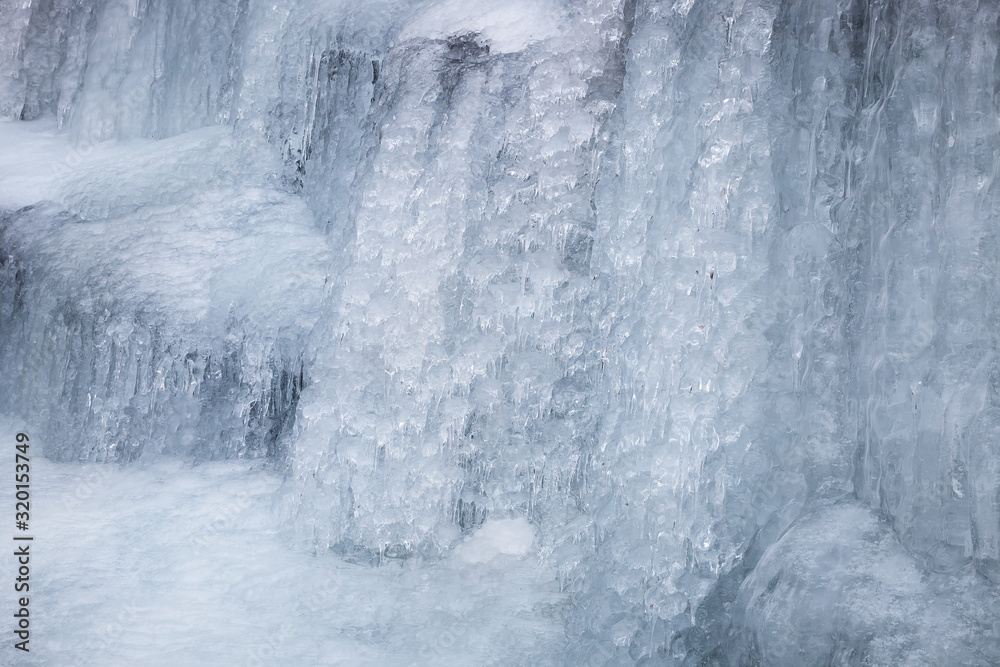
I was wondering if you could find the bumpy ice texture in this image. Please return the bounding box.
[0,0,998,664]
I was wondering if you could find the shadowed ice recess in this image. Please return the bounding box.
[0,0,998,664]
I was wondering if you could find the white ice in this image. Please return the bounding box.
[2,0,1000,663]
[0,419,568,666]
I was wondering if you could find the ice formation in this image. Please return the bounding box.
[0,0,998,664]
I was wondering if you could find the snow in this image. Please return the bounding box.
[458,518,536,564]
[0,420,567,666]
[399,0,564,53]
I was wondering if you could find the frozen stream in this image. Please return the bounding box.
[0,420,568,666]
[0,119,568,665]
[3,0,1000,663]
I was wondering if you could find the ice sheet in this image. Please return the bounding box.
[0,419,568,666]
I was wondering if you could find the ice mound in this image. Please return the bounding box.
[458,517,536,563]
[734,502,1000,666]
[0,120,331,461]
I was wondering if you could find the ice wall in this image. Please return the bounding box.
[847,0,1000,583]
[1,0,999,663]
[567,0,858,660]
[284,0,625,559]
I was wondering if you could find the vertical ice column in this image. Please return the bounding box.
[7,0,244,140]
[288,38,497,556]
[0,0,33,118]
[574,0,783,659]
[273,44,376,236]
[438,2,621,533]
[757,0,859,509]
[12,0,98,124]
[850,0,1000,580]
[68,0,245,142]
[285,1,625,556]
[570,0,863,659]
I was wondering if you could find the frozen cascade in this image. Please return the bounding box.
[0,120,329,462]
[0,0,998,664]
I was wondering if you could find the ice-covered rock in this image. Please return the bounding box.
[733,502,1000,666]
[0,119,330,461]
[1,0,999,663]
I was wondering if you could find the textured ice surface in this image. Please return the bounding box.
[0,119,330,461]
[400,0,565,53]
[733,502,1000,665]
[0,0,999,664]
[0,421,567,666]
[846,0,1000,585]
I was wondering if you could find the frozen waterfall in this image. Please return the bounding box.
[0,0,998,664]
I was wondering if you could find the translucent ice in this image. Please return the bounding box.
[0,119,331,461]
[1,0,999,664]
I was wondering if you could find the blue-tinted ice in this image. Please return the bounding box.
[0,0,998,664]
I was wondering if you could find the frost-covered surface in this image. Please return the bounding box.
[0,421,567,666]
[0,0,999,664]
[733,502,1000,665]
[0,119,330,461]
